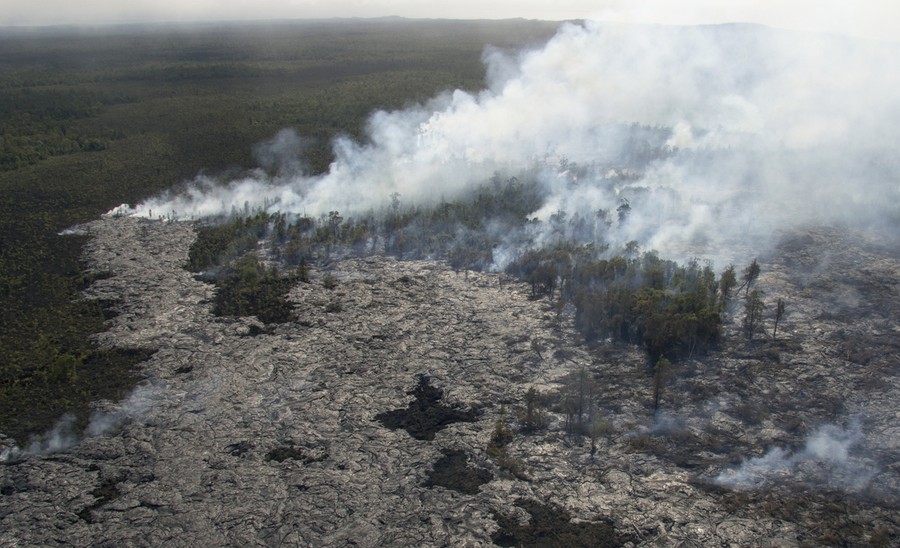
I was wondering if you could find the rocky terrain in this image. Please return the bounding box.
[1,216,898,546]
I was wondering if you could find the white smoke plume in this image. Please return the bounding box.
[252,128,311,177]
[714,420,878,492]
[120,21,900,263]
[0,382,164,462]
[83,380,164,437]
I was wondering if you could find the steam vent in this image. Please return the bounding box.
[1,216,897,546]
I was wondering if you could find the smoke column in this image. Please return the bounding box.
[123,21,900,263]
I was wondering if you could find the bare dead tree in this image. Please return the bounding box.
[773,298,786,340]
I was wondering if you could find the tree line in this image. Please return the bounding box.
[185,175,783,367]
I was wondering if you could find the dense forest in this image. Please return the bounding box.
[0,19,563,443]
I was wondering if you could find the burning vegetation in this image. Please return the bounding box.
[181,174,761,371]
[2,17,899,548]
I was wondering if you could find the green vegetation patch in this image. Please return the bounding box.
[0,88,127,171]
[187,215,305,324]
[186,212,273,272]
[205,254,300,325]
[0,347,153,445]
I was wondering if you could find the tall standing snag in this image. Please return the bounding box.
[773,298,786,340]
[652,357,672,415]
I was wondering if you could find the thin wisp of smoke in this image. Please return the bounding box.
[118,21,900,264]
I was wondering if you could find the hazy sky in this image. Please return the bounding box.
[1,0,897,42]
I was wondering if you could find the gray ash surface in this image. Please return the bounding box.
[1,217,898,546]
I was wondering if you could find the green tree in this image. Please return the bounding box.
[520,387,547,433]
[741,259,761,297]
[527,263,556,299]
[743,289,765,341]
[719,264,737,309]
[559,367,596,436]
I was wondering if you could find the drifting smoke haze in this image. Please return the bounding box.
[714,420,880,492]
[123,21,900,264]
[0,382,164,462]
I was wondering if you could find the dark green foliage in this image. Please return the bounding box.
[209,254,298,324]
[743,289,766,341]
[528,261,558,299]
[184,170,547,276]
[740,258,761,297]
[487,412,514,457]
[568,255,722,361]
[719,264,737,307]
[187,174,729,365]
[0,88,124,171]
[588,415,613,458]
[556,367,599,436]
[382,176,545,266]
[180,162,727,367]
[0,20,736,444]
[0,345,153,445]
[486,409,529,480]
[186,213,274,272]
